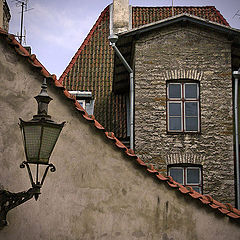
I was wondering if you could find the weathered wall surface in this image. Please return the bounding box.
[134,23,234,204]
[0,36,240,239]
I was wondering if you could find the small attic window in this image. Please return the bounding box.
[69,91,95,115]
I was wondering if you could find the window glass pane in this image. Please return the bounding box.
[185,102,198,116]
[169,117,182,131]
[185,83,198,99]
[185,117,198,131]
[187,168,200,184]
[169,168,183,184]
[169,84,181,99]
[191,186,201,193]
[169,103,181,116]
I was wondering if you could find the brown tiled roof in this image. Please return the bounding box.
[59,6,127,139]
[132,6,229,28]
[58,6,229,139]
[1,27,240,222]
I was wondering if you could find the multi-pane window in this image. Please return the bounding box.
[167,82,200,132]
[168,165,202,193]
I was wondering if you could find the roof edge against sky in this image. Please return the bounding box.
[118,13,240,38]
[1,26,240,222]
[58,5,110,84]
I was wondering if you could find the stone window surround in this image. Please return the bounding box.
[162,69,204,82]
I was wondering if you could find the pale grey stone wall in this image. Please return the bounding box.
[134,23,234,204]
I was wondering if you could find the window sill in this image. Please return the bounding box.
[167,131,201,135]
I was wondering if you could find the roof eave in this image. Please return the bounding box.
[118,14,240,40]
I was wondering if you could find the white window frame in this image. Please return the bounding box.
[168,165,202,193]
[184,101,199,132]
[77,100,86,109]
[167,101,183,132]
[167,81,200,133]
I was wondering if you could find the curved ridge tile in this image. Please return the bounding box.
[189,191,202,199]
[227,212,240,219]
[94,120,105,130]
[218,208,230,215]
[83,114,94,121]
[63,89,75,100]
[115,139,128,150]
[136,157,147,166]
[178,185,191,194]
[156,173,168,181]
[125,148,137,158]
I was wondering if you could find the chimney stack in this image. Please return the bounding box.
[113,0,129,34]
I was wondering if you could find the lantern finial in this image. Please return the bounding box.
[34,78,53,120]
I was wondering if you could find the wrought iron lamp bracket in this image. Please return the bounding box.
[0,187,37,229]
[0,161,56,230]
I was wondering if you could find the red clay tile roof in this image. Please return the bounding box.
[58,5,229,139]
[1,26,240,222]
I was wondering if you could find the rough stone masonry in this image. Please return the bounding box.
[134,23,234,204]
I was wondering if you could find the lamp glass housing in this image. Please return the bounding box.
[20,119,64,165]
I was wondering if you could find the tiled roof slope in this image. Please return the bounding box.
[59,6,229,139]
[60,6,127,139]
[1,27,240,222]
[132,6,229,28]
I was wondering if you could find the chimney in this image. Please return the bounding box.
[113,0,130,34]
[0,0,11,32]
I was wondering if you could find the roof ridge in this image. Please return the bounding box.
[133,6,217,8]
[214,7,230,26]
[58,5,109,83]
[1,25,239,223]
[0,26,63,87]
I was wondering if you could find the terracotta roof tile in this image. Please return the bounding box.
[132,6,229,28]
[1,17,240,222]
[59,5,229,139]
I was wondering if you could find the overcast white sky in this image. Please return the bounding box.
[7,0,240,78]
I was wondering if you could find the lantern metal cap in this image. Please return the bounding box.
[33,78,53,121]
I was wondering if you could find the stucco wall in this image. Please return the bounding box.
[133,23,234,204]
[0,35,240,239]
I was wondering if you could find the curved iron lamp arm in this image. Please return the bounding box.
[0,187,39,229]
[0,162,56,230]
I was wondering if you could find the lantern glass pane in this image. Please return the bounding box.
[24,125,41,161]
[39,126,62,163]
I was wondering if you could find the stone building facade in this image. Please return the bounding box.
[116,19,237,204]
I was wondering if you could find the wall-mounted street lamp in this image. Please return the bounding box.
[0,78,65,229]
